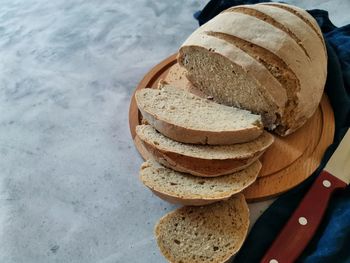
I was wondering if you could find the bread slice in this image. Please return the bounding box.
[136,124,274,177]
[155,193,249,263]
[140,159,261,206]
[135,85,263,145]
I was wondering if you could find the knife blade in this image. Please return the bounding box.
[261,129,350,263]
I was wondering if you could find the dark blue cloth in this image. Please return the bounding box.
[194,2,350,262]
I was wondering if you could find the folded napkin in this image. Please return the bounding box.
[194,2,350,262]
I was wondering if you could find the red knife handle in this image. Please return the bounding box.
[261,170,347,263]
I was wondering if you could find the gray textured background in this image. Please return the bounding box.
[0,0,349,262]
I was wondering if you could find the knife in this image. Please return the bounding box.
[261,129,350,263]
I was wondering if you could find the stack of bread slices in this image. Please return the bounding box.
[135,84,274,262]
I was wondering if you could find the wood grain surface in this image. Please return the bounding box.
[128,54,335,202]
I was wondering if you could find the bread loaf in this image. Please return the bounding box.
[178,3,327,135]
[155,193,249,263]
[136,124,274,177]
[140,159,261,206]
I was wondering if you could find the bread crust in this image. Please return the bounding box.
[262,2,326,50]
[151,190,227,206]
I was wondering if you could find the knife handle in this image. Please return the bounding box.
[261,170,347,263]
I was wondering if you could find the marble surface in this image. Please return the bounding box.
[0,0,349,262]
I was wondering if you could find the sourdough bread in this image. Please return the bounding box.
[136,124,274,177]
[135,85,263,145]
[178,3,327,135]
[140,159,261,206]
[155,193,249,263]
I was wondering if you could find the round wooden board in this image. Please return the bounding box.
[129,54,335,202]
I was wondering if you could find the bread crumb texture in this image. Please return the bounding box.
[136,86,262,131]
[155,194,249,263]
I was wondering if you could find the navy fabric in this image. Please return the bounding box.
[194,0,268,25]
[194,2,350,262]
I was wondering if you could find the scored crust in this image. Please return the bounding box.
[178,3,327,135]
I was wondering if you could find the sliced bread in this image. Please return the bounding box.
[155,193,249,263]
[136,124,274,177]
[135,85,263,145]
[140,159,261,206]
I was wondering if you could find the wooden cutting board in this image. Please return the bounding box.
[129,54,334,202]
